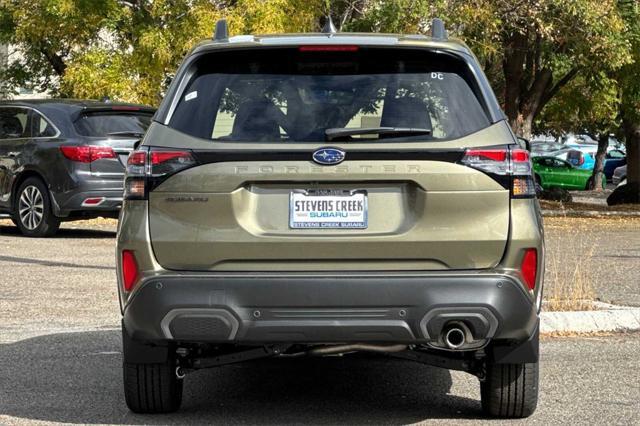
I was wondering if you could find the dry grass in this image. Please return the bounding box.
[544,219,599,312]
[540,199,640,213]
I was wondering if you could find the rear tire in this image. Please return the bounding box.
[123,360,183,413]
[480,361,539,418]
[14,177,60,237]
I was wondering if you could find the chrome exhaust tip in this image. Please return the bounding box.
[443,326,466,350]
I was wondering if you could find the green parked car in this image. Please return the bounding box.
[533,156,605,190]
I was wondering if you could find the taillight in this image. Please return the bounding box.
[60,145,116,163]
[121,250,139,292]
[520,248,538,291]
[124,148,196,200]
[150,150,196,176]
[461,149,509,174]
[461,147,535,198]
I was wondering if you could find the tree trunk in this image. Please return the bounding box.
[608,118,640,205]
[625,121,640,183]
[508,113,534,140]
[624,118,640,190]
[39,47,66,76]
[590,134,608,191]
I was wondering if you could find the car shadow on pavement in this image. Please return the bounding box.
[0,330,484,425]
[0,224,116,239]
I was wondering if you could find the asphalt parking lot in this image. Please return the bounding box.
[1,331,638,425]
[1,218,639,425]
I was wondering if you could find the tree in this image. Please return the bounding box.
[343,0,632,139]
[450,0,632,139]
[608,0,640,204]
[0,0,323,104]
[537,73,620,190]
[0,0,121,97]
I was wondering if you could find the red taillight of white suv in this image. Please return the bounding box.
[460,147,535,198]
[124,148,197,200]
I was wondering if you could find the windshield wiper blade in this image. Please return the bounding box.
[107,131,145,138]
[325,127,432,141]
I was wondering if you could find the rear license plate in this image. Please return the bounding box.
[289,190,368,229]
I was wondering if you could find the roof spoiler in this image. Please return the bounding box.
[431,18,448,40]
[213,19,229,41]
[70,105,156,123]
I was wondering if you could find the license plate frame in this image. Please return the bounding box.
[289,189,368,229]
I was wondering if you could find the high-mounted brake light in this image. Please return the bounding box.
[299,45,359,52]
[124,149,197,200]
[461,147,535,198]
[110,105,141,111]
[60,145,116,163]
[521,248,538,291]
[121,250,139,292]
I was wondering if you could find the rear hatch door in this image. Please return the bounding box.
[73,106,154,179]
[146,46,512,272]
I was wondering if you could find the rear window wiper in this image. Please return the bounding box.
[325,127,432,141]
[106,131,146,138]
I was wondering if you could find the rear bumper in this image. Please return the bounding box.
[123,272,538,346]
[52,183,123,216]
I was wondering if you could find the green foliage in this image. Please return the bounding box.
[0,0,324,104]
[0,0,120,95]
[537,73,621,138]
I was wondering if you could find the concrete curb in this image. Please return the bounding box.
[542,209,640,217]
[540,307,640,333]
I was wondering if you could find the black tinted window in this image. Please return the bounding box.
[31,111,58,137]
[75,112,153,137]
[169,48,490,142]
[0,107,29,139]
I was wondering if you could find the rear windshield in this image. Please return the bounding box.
[168,47,491,142]
[75,112,153,137]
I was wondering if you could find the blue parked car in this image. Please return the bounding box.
[547,148,595,170]
[604,149,626,181]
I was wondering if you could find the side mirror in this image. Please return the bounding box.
[516,136,531,152]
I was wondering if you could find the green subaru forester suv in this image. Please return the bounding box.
[117,19,544,418]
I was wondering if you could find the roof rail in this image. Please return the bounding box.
[321,16,337,34]
[431,18,447,40]
[213,19,229,41]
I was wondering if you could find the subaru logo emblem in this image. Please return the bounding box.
[312,148,345,165]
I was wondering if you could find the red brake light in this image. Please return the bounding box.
[124,149,196,200]
[121,250,139,292]
[60,145,116,163]
[127,151,147,166]
[150,150,193,165]
[511,149,529,162]
[464,149,507,162]
[299,45,359,52]
[110,105,141,111]
[521,249,537,291]
[461,147,535,198]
